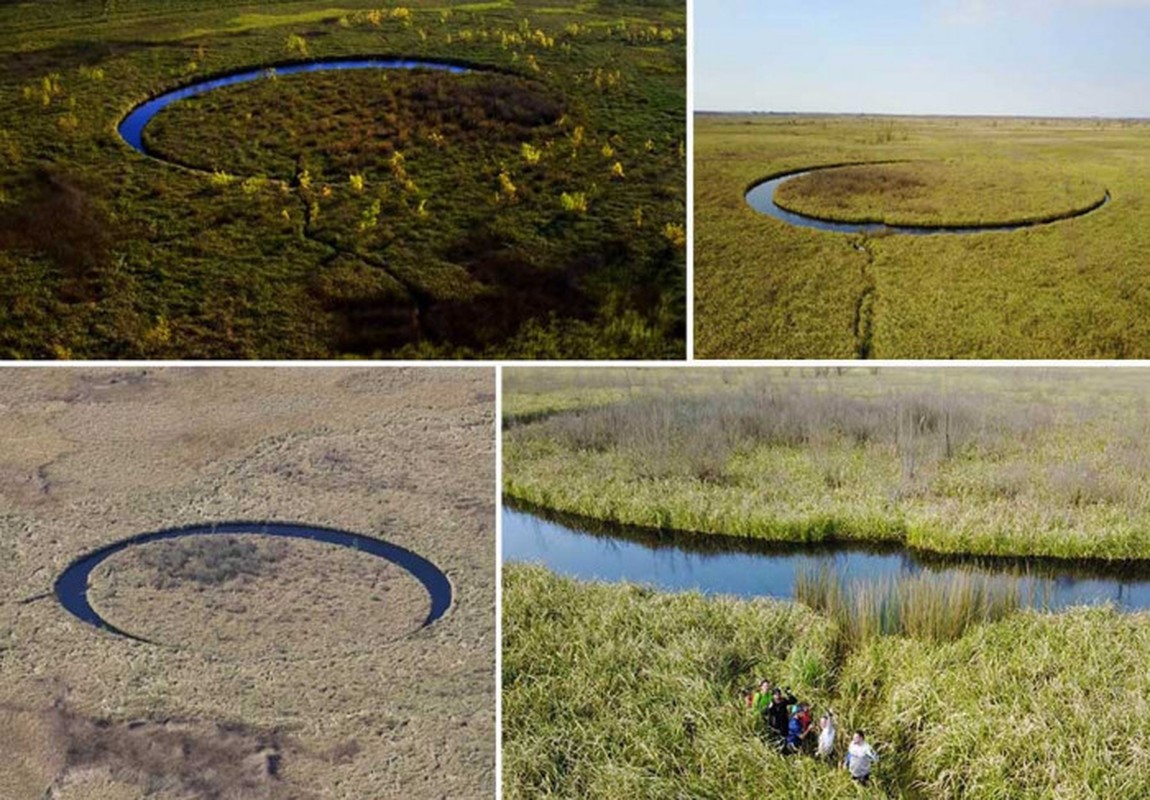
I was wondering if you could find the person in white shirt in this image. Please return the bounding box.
[843,729,878,785]
[816,711,836,760]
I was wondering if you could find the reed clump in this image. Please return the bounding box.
[795,567,1025,646]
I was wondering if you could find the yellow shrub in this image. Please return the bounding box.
[285,34,308,58]
[560,192,589,214]
[663,222,686,249]
[499,170,517,199]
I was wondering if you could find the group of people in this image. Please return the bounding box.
[742,679,879,786]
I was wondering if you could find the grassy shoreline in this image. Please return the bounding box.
[504,565,1150,799]
[505,368,1150,562]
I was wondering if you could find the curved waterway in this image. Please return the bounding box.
[504,505,1150,611]
[745,165,1111,235]
[119,58,474,157]
[54,521,453,643]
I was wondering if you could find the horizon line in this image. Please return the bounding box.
[695,110,1150,122]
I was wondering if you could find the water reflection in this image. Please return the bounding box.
[504,503,1150,611]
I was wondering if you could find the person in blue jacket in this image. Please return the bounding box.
[784,703,813,754]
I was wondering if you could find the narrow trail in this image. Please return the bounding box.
[291,163,426,342]
[18,592,52,605]
[849,236,877,359]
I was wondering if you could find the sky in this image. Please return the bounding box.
[694,0,1150,117]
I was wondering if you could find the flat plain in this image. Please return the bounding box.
[694,114,1150,359]
[0,367,495,799]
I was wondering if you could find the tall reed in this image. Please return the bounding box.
[795,567,1028,646]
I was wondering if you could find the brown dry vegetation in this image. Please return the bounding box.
[90,534,432,656]
[772,160,1104,227]
[1,701,308,800]
[0,367,495,800]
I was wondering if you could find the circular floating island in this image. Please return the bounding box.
[747,161,1110,234]
[54,522,452,651]
[126,59,564,182]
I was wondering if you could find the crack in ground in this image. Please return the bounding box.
[849,236,877,359]
[291,164,426,343]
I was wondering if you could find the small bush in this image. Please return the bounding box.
[559,191,588,214]
[284,33,308,58]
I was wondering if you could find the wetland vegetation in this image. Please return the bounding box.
[1,368,495,799]
[504,564,1150,799]
[503,367,1150,797]
[504,367,1150,561]
[771,160,1106,228]
[694,114,1150,359]
[0,0,685,359]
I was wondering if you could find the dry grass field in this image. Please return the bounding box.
[0,367,495,799]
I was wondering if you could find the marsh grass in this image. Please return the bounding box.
[530,378,1011,487]
[502,565,858,799]
[795,567,1026,646]
[504,368,1150,560]
[773,161,1104,228]
[694,114,1150,358]
[505,566,1150,799]
[0,0,685,359]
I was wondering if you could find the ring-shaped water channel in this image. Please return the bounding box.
[54,521,452,644]
[745,163,1111,235]
[119,57,479,160]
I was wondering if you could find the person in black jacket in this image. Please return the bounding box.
[764,687,796,748]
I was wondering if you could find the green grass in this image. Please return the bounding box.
[504,565,1150,799]
[694,113,1150,358]
[0,0,684,358]
[504,367,1150,561]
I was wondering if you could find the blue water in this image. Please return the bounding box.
[503,506,1150,611]
[119,58,472,156]
[744,167,1111,236]
[54,521,453,643]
